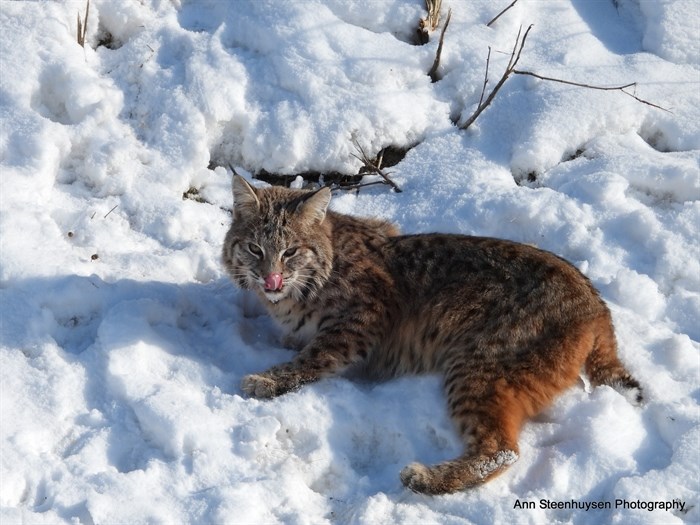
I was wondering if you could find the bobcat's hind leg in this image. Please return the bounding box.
[399,425,520,495]
[400,364,526,495]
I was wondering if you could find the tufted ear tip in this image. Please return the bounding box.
[232,175,260,212]
[298,187,331,224]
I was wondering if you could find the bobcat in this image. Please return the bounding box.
[222,175,643,495]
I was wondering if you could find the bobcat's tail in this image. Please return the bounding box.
[585,316,643,405]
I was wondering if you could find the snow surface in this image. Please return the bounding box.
[1,0,699,524]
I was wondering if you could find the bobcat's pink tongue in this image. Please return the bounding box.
[264,272,284,291]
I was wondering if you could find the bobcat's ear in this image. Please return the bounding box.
[232,175,260,216]
[297,187,331,224]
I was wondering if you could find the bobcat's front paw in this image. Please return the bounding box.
[241,374,278,398]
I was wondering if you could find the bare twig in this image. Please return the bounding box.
[460,25,668,130]
[328,180,389,193]
[428,8,452,83]
[460,24,533,130]
[104,204,118,218]
[375,148,384,170]
[477,46,492,108]
[513,70,635,91]
[508,24,530,70]
[350,138,403,193]
[619,88,670,112]
[460,25,670,130]
[512,70,671,112]
[77,0,90,47]
[487,0,519,28]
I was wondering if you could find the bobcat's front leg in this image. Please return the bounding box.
[241,328,374,398]
[241,373,282,398]
[240,360,325,398]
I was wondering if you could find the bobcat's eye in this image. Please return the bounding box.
[282,247,298,259]
[247,243,263,257]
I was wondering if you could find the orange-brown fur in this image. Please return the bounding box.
[222,176,643,495]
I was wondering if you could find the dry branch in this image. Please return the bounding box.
[460,25,669,130]
[477,46,492,107]
[428,8,452,83]
[513,71,635,91]
[77,0,90,47]
[350,138,403,193]
[459,24,533,130]
[328,180,389,193]
[104,204,118,218]
[487,0,519,28]
[512,70,671,112]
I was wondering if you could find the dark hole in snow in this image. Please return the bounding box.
[227,144,414,189]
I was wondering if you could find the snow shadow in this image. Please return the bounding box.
[570,0,642,55]
[1,274,269,471]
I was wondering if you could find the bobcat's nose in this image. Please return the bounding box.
[264,272,284,291]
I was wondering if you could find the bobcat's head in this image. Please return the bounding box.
[223,176,333,303]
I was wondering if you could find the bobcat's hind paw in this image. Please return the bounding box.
[400,463,433,494]
[241,374,278,398]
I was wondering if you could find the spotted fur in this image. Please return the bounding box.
[222,176,643,495]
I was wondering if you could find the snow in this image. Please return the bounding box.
[1,0,698,523]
